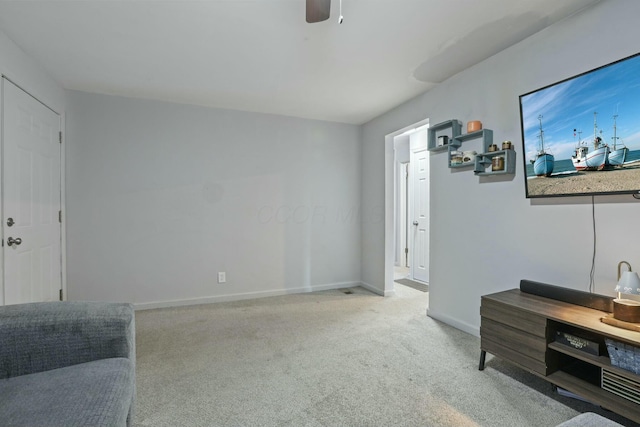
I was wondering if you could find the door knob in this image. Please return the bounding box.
[6,217,14,227]
[413,221,419,226]
[7,237,22,247]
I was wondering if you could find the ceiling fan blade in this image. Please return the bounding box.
[306,0,330,23]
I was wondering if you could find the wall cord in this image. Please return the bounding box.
[589,193,638,291]
[589,195,597,293]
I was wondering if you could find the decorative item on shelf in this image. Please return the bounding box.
[450,151,463,165]
[613,261,640,323]
[601,314,640,331]
[488,144,498,152]
[502,140,512,150]
[462,151,477,164]
[491,156,505,171]
[605,338,640,374]
[467,120,482,133]
[427,119,462,151]
[555,331,600,355]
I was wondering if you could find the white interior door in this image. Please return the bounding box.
[2,78,62,305]
[410,147,429,283]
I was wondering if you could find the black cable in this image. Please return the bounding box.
[589,193,638,290]
[589,195,596,293]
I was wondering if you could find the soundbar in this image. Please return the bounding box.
[520,279,613,312]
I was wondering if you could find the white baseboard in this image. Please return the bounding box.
[426,308,479,337]
[360,281,395,297]
[134,281,365,311]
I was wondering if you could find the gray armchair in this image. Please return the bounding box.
[0,301,136,427]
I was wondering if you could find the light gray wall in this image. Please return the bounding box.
[66,91,362,307]
[362,0,640,334]
[5,0,639,322]
[0,30,66,113]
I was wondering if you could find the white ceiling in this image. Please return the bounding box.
[0,0,601,124]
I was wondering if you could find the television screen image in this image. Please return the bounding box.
[519,52,640,198]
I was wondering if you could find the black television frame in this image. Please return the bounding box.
[519,52,640,199]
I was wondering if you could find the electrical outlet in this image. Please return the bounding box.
[217,272,226,284]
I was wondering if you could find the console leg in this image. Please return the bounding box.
[479,350,486,371]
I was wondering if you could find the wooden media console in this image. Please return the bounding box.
[480,288,640,423]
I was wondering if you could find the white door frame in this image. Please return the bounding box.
[399,162,408,267]
[393,137,410,269]
[0,76,66,305]
[384,118,429,296]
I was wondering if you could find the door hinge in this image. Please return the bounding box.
[59,131,62,144]
[59,289,63,301]
[59,210,62,223]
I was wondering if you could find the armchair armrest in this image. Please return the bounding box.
[0,301,135,379]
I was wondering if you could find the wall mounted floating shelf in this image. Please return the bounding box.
[450,129,493,169]
[427,119,462,152]
[475,149,516,176]
[428,118,515,176]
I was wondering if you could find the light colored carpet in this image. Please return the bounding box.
[134,285,637,427]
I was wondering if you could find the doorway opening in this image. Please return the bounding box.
[384,118,430,299]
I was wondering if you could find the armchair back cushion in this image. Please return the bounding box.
[0,302,135,378]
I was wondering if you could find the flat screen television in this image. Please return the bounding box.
[519,52,640,198]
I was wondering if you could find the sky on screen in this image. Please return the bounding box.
[521,54,640,161]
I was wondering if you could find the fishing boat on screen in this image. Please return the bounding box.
[532,115,554,176]
[608,114,628,167]
[572,112,610,171]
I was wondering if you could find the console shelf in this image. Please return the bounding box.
[548,341,611,367]
[480,289,640,424]
[545,370,640,418]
